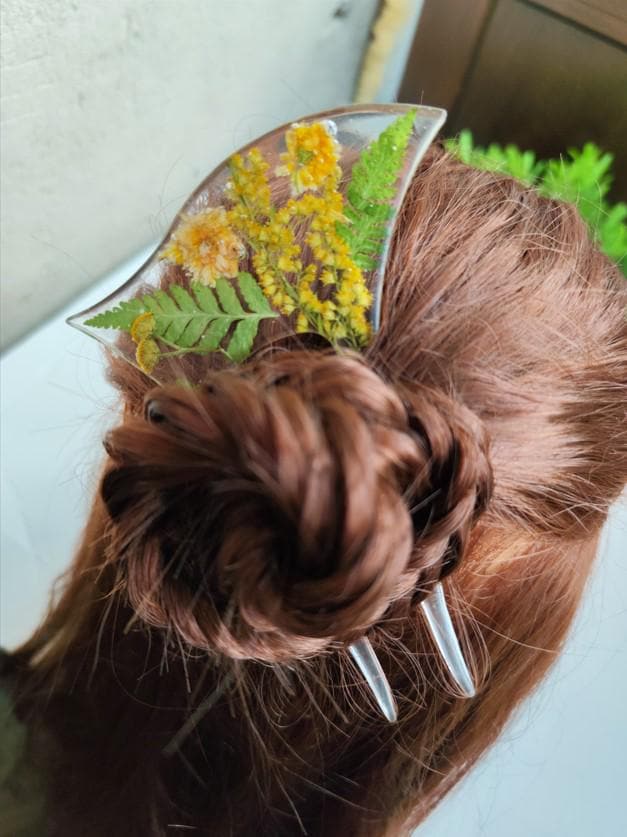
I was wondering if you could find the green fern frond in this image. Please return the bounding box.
[337,109,416,270]
[85,272,278,363]
[445,130,543,184]
[445,131,627,277]
[84,298,146,331]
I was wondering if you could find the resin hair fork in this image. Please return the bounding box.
[68,103,476,721]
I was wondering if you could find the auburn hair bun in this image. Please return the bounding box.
[101,351,492,662]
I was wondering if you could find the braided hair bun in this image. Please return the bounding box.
[102,351,492,662]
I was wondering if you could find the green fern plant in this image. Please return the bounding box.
[446,130,627,276]
[337,109,416,270]
[85,272,278,368]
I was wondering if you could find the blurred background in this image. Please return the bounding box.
[1,2,626,835]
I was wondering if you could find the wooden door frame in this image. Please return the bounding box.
[399,0,627,117]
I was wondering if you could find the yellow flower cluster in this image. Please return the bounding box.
[223,121,373,346]
[295,264,336,333]
[226,148,272,222]
[303,190,372,342]
[272,190,370,343]
[227,150,301,316]
[276,121,342,194]
[130,312,160,374]
[152,122,372,348]
[160,207,244,287]
[252,244,299,316]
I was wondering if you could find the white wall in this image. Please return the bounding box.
[0,0,380,348]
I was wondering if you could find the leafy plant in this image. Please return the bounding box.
[446,130,627,275]
[337,109,416,270]
[85,272,278,370]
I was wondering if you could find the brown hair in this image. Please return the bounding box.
[9,146,627,836]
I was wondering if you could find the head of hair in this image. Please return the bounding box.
[10,145,627,836]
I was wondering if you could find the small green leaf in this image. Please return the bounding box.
[192,283,219,314]
[215,278,244,316]
[196,319,232,352]
[153,290,179,316]
[169,285,197,313]
[142,295,161,315]
[237,272,273,313]
[458,129,474,164]
[226,318,260,362]
[179,315,209,348]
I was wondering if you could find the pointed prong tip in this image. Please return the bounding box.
[348,637,398,724]
[459,679,477,699]
[420,583,476,700]
[383,700,399,723]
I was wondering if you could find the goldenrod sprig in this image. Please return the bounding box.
[226,121,374,346]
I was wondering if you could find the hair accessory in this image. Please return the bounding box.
[68,103,476,721]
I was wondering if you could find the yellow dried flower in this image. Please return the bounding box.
[320,301,337,321]
[161,207,244,286]
[130,312,155,343]
[226,149,272,218]
[135,337,160,374]
[352,285,372,308]
[276,122,341,194]
[225,124,372,347]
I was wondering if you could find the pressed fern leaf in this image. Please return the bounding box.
[85,272,278,362]
[337,109,416,270]
[84,298,146,331]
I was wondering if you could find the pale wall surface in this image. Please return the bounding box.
[0,0,379,348]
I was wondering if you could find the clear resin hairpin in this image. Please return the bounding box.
[68,103,475,721]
